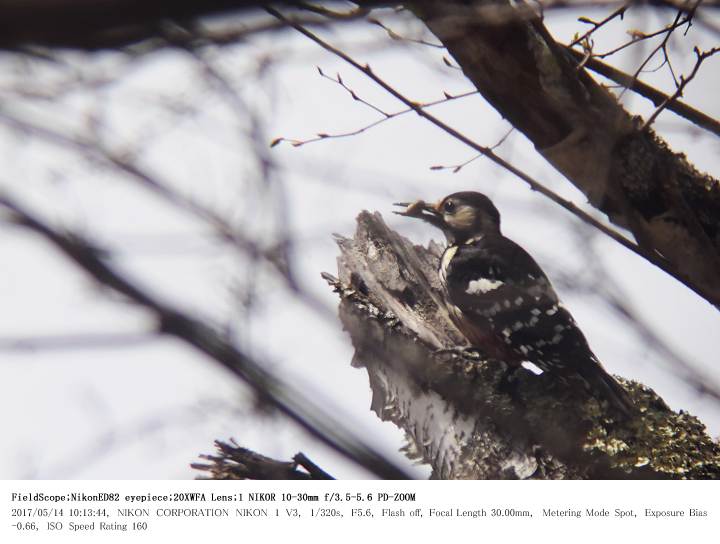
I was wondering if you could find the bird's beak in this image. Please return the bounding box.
[393,199,444,229]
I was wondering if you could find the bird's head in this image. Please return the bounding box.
[394,191,501,245]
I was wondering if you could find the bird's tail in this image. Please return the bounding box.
[581,364,635,418]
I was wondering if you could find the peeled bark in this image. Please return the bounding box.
[326,211,720,479]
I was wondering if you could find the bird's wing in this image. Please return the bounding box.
[445,236,634,416]
[445,235,559,316]
[445,236,591,367]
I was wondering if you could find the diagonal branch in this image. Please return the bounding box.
[565,48,720,137]
[641,46,720,131]
[273,79,478,147]
[0,192,411,480]
[266,6,719,308]
[384,0,720,308]
[569,2,630,47]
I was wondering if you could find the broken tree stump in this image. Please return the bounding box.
[325,211,720,479]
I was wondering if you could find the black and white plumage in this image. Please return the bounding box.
[395,191,634,416]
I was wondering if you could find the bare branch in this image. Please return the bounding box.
[0,332,158,352]
[368,16,445,48]
[0,0,718,50]
[400,0,720,308]
[429,127,515,173]
[193,440,334,479]
[274,83,478,147]
[641,46,720,131]
[611,7,700,102]
[565,48,720,137]
[0,192,411,480]
[0,107,343,325]
[592,8,694,60]
[267,6,719,307]
[318,67,391,117]
[569,2,630,47]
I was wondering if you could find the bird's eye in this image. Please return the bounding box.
[443,200,455,213]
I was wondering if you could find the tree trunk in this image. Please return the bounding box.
[403,0,720,306]
[2,1,717,304]
[326,211,720,479]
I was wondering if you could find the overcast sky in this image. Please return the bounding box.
[1,5,719,479]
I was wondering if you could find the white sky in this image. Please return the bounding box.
[1,5,719,479]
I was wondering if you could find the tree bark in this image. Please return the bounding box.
[193,441,334,479]
[403,0,720,306]
[2,1,718,303]
[327,211,720,479]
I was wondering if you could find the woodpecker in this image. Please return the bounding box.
[395,191,634,417]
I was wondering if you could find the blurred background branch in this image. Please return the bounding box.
[0,0,718,479]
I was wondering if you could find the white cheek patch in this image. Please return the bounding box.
[446,205,475,230]
[466,278,504,294]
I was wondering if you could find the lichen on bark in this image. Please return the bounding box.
[326,211,720,479]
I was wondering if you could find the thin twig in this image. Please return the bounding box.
[368,16,445,48]
[613,4,702,102]
[430,127,515,173]
[641,46,720,131]
[0,192,411,480]
[569,2,630,47]
[593,10,691,60]
[0,108,338,324]
[266,7,718,307]
[566,48,720,137]
[273,87,478,147]
[0,109,274,264]
[318,67,390,117]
